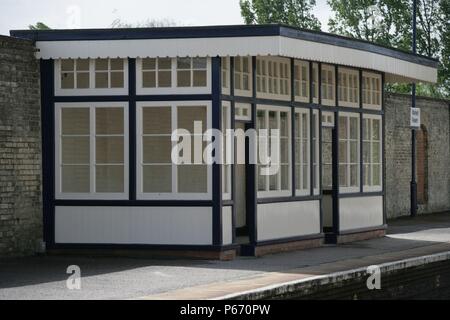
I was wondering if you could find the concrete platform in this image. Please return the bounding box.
[1,212,450,300]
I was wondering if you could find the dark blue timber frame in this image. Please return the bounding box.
[31,26,399,253]
[40,56,235,252]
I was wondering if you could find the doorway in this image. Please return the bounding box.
[234,121,249,244]
[321,112,337,238]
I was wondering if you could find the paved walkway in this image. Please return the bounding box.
[1,213,450,300]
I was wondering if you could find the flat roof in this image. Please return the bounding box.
[10,24,438,68]
[10,24,439,82]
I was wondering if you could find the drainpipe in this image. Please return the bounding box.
[411,0,418,217]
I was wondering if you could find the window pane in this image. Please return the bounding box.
[142,107,171,134]
[61,72,74,89]
[178,165,207,193]
[350,117,358,139]
[258,166,266,191]
[350,165,358,186]
[177,70,191,87]
[76,59,89,71]
[339,117,347,139]
[159,58,172,70]
[110,71,124,88]
[62,165,90,193]
[143,71,156,87]
[193,70,207,87]
[269,172,277,190]
[281,138,289,163]
[143,165,172,193]
[350,141,358,163]
[95,72,108,88]
[143,136,172,163]
[96,136,124,164]
[177,58,191,69]
[76,72,90,89]
[142,58,156,70]
[339,164,347,187]
[373,164,381,186]
[281,165,289,190]
[96,165,124,193]
[110,59,124,70]
[280,112,288,136]
[193,58,207,69]
[61,59,74,71]
[364,164,371,186]
[372,119,381,140]
[177,106,207,133]
[95,59,108,71]
[96,108,124,135]
[158,70,172,87]
[363,141,371,163]
[62,108,89,135]
[62,137,89,164]
[372,141,381,163]
[339,141,347,162]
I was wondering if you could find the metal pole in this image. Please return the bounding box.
[411,0,418,217]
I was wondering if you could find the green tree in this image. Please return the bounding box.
[328,0,449,98]
[28,22,51,30]
[240,0,322,30]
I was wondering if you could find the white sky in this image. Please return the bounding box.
[0,0,332,36]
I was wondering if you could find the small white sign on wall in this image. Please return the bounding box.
[410,107,421,129]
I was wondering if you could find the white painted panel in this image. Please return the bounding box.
[222,206,233,245]
[35,35,437,83]
[55,206,212,245]
[340,196,384,232]
[257,200,320,242]
[35,37,279,60]
[280,37,437,84]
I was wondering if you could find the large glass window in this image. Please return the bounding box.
[338,68,359,107]
[137,102,211,200]
[95,58,125,89]
[339,113,360,192]
[321,64,335,106]
[312,110,320,194]
[312,63,319,104]
[221,57,230,95]
[177,57,207,88]
[295,109,310,195]
[294,60,309,103]
[142,58,172,88]
[257,106,291,197]
[363,72,382,109]
[363,115,382,191]
[57,58,128,95]
[56,103,128,199]
[234,56,252,97]
[222,102,232,200]
[256,57,290,100]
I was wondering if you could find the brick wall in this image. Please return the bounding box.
[385,93,450,219]
[0,35,42,256]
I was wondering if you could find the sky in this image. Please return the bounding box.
[0,0,332,35]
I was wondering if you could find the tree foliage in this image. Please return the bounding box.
[328,0,450,98]
[240,0,321,30]
[111,18,177,28]
[28,22,51,30]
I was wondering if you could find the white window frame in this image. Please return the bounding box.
[256,56,291,101]
[363,114,383,192]
[257,105,292,199]
[294,60,310,103]
[362,72,382,110]
[321,64,336,106]
[221,57,231,95]
[55,102,129,200]
[312,109,320,195]
[136,101,212,200]
[294,108,310,196]
[338,67,360,108]
[235,103,252,121]
[136,57,211,95]
[222,101,232,201]
[55,59,128,96]
[339,112,360,194]
[234,56,253,97]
